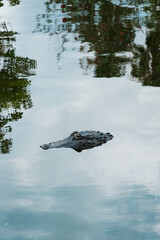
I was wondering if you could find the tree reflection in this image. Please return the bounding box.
[35,0,160,86]
[8,0,21,6]
[0,0,20,7]
[132,29,160,87]
[0,22,36,154]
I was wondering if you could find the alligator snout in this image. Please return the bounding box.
[40,144,50,150]
[107,133,113,139]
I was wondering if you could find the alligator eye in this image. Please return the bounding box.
[72,133,82,140]
[74,133,82,139]
[70,131,78,136]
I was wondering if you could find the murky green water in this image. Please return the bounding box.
[0,0,160,239]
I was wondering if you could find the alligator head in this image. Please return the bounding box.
[40,130,113,152]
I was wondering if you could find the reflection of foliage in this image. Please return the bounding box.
[8,0,21,6]
[0,0,3,7]
[35,0,160,86]
[35,0,136,78]
[0,0,20,7]
[146,30,160,86]
[132,30,160,86]
[0,112,22,154]
[0,22,36,154]
[0,22,17,38]
[95,56,126,78]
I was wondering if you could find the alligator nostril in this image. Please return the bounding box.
[40,144,49,150]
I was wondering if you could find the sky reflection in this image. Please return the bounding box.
[0,184,160,239]
[0,0,160,239]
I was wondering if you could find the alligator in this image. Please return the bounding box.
[40,130,113,152]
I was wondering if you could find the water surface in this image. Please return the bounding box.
[0,0,160,239]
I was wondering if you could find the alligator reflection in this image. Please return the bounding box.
[0,22,36,154]
[35,0,160,86]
